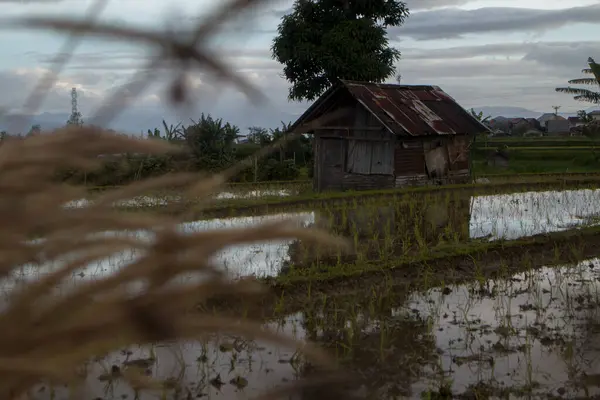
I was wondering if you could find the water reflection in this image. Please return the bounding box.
[470,188,600,240]
[406,257,600,398]
[9,189,600,288]
[29,257,600,399]
[284,194,472,268]
[29,323,310,400]
[28,288,436,399]
[65,189,294,209]
[1,212,314,298]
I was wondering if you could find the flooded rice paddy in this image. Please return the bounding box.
[470,189,600,240]
[65,189,295,208]
[18,188,600,283]
[12,187,600,399]
[27,257,600,399]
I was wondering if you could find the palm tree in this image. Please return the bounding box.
[556,57,600,103]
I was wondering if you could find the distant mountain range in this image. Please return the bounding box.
[0,107,302,135]
[0,111,168,135]
[471,106,599,119]
[2,105,599,134]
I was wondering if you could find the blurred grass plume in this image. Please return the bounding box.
[0,0,349,398]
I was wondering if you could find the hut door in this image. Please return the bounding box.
[318,138,345,191]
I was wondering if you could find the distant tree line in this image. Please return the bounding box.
[0,114,313,186]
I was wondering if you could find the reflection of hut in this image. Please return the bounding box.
[283,194,472,270]
[288,80,490,192]
[331,195,471,241]
[296,295,438,399]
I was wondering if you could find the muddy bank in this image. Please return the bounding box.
[115,177,600,219]
[203,227,600,318]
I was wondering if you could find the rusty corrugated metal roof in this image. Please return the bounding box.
[340,80,489,136]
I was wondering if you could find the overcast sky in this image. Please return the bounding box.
[1,0,599,132]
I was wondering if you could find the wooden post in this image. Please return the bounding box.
[254,156,258,182]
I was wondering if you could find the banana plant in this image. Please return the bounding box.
[556,57,600,103]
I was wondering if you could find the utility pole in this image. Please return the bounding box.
[67,87,83,126]
[552,105,561,115]
[71,88,77,118]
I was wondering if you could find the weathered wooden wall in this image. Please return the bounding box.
[394,139,428,186]
[446,135,471,183]
[311,103,472,192]
[393,135,471,187]
[314,104,396,191]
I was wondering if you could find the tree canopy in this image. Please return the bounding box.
[556,57,600,104]
[271,0,409,102]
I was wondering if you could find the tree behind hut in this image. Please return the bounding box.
[272,0,410,101]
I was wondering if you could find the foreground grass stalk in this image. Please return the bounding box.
[0,129,347,399]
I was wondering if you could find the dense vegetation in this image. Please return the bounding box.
[4,117,600,186]
[0,115,314,186]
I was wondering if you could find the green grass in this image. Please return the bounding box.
[472,160,599,175]
[471,141,600,174]
[476,146,596,151]
[478,136,598,147]
[266,223,600,292]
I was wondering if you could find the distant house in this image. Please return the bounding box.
[588,110,600,121]
[547,118,570,135]
[288,80,490,192]
[488,116,510,134]
[490,117,540,136]
[568,116,584,127]
[537,113,559,127]
[537,113,568,135]
[525,118,542,131]
[508,118,534,135]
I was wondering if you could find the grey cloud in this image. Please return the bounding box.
[393,4,600,40]
[4,35,596,131]
[404,0,471,11]
[392,40,597,111]
[402,42,540,60]
[23,47,150,71]
[402,40,600,73]
[0,0,63,2]
[522,41,600,71]
[399,59,558,81]
[25,47,277,73]
[25,51,146,65]
[0,69,103,124]
[61,71,106,86]
[0,62,302,133]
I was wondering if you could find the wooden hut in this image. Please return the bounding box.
[288,80,490,192]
